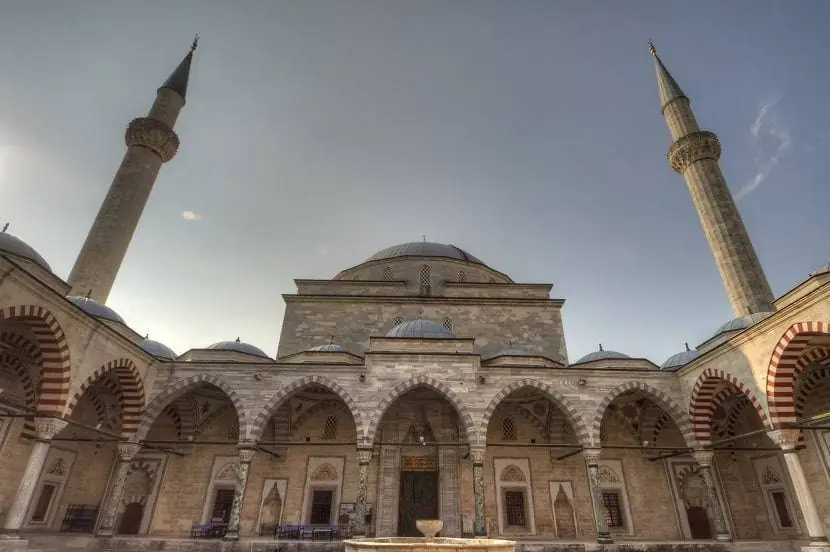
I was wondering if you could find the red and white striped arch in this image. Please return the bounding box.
[64,358,145,437]
[688,368,769,446]
[767,321,830,427]
[0,305,72,416]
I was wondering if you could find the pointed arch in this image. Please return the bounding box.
[134,374,247,442]
[249,375,364,443]
[479,378,590,447]
[0,348,38,438]
[366,375,475,446]
[0,305,71,416]
[688,368,769,446]
[767,321,830,427]
[64,358,145,437]
[591,381,695,449]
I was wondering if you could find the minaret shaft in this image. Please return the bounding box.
[67,51,191,302]
[654,51,774,317]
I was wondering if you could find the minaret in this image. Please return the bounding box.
[67,37,198,302]
[650,42,775,317]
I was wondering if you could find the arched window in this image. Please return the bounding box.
[502,417,517,441]
[457,269,467,283]
[323,415,337,440]
[419,265,431,287]
[382,266,394,281]
[442,318,453,332]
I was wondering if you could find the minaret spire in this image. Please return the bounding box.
[67,39,197,302]
[651,44,774,317]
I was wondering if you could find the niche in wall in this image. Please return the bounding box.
[25,448,75,529]
[752,455,799,535]
[493,458,536,536]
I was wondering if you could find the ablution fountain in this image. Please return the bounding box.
[344,519,515,552]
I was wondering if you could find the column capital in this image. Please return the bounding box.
[357,446,373,465]
[583,447,601,466]
[117,441,141,461]
[33,417,68,441]
[692,449,715,467]
[470,446,486,465]
[768,429,802,451]
[238,447,256,463]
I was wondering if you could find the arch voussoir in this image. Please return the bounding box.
[689,368,769,446]
[592,381,695,449]
[365,375,476,447]
[0,305,72,416]
[248,375,364,444]
[479,378,591,447]
[767,321,830,428]
[135,374,247,442]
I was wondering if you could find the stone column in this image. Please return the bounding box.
[583,448,613,544]
[770,430,829,546]
[471,447,486,537]
[4,418,68,532]
[354,447,373,536]
[692,450,731,541]
[223,447,255,540]
[96,442,141,537]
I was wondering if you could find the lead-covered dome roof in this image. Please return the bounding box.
[309,343,346,352]
[713,312,774,337]
[0,230,51,271]
[386,319,454,339]
[661,344,699,372]
[365,242,486,266]
[573,346,630,364]
[141,338,177,360]
[68,296,126,324]
[207,338,270,359]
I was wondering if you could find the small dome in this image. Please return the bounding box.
[141,338,177,360]
[0,230,51,271]
[364,242,486,266]
[810,262,830,276]
[661,344,699,372]
[386,319,454,339]
[68,296,126,324]
[713,312,774,336]
[207,338,270,359]
[493,348,534,357]
[309,343,346,352]
[574,345,630,364]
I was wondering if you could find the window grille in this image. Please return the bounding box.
[504,491,526,526]
[323,415,338,440]
[601,491,624,528]
[457,269,466,283]
[442,318,452,332]
[382,266,393,281]
[502,417,517,441]
[770,491,794,528]
[419,265,431,287]
[392,316,404,327]
[310,490,334,524]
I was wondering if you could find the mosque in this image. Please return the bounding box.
[0,39,828,552]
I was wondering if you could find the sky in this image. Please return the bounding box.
[1,1,829,363]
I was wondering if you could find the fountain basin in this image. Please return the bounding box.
[344,537,516,552]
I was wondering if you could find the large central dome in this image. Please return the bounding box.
[364,242,486,266]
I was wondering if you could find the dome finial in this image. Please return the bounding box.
[1,223,8,233]
[508,338,513,348]
[747,304,753,314]
[685,342,690,351]
[85,289,92,299]
[422,234,427,243]
[145,333,149,340]
[648,39,657,56]
[329,335,335,344]
[599,343,604,351]
[235,337,241,343]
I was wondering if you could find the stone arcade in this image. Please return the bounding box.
[0,41,829,552]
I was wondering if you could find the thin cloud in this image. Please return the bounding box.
[736,96,792,200]
[182,210,202,221]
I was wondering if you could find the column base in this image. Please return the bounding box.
[223,532,239,541]
[0,535,27,552]
[596,534,613,544]
[801,545,830,552]
[95,530,115,538]
[714,533,732,542]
